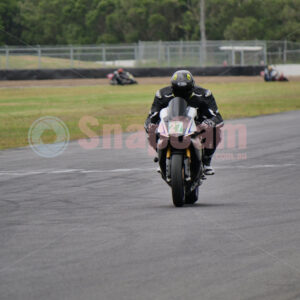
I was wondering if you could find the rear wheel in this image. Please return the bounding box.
[171,154,185,207]
[185,187,199,204]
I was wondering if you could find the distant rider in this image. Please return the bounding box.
[112,68,125,85]
[264,66,279,81]
[111,68,137,85]
[264,65,288,82]
[145,70,224,175]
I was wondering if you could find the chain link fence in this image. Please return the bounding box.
[0,40,299,70]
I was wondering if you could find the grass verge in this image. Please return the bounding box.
[0,55,105,69]
[0,81,299,150]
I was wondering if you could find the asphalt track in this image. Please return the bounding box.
[0,111,300,300]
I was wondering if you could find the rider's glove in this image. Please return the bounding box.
[202,119,215,127]
[146,123,157,134]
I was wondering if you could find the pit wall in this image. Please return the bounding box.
[274,64,300,76]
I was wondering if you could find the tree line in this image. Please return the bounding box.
[0,0,299,46]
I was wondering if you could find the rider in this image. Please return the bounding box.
[111,68,137,85]
[112,68,126,85]
[144,70,224,175]
[264,65,287,82]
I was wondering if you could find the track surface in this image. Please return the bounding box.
[0,111,300,300]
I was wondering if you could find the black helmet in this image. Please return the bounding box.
[171,70,195,98]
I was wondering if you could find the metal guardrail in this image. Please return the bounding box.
[0,41,299,69]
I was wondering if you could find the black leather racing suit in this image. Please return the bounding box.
[112,71,136,85]
[145,85,224,165]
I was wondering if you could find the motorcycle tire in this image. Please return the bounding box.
[171,154,185,207]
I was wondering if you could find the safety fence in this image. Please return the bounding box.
[0,40,299,70]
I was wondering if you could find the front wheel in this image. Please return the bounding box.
[171,154,185,207]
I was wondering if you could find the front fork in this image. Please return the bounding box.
[165,147,171,182]
[162,145,203,193]
[184,148,191,182]
[165,147,192,183]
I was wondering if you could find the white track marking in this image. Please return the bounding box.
[0,168,156,177]
[0,164,297,177]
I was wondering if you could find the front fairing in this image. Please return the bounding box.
[157,97,198,138]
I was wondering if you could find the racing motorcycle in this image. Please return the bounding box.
[149,97,206,207]
[107,71,138,85]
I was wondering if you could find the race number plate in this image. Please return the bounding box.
[168,121,184,134]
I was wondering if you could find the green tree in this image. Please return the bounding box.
[7,0,300,45]
[148,14,168,40]
[224,17,261,40]
[0,0,21,45]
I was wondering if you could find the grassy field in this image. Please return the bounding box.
[0,81,300,150]
[0,55,104,69]
[0,55,225,69]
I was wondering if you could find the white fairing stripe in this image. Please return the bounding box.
[159,107,168,119]
[193,93,202,97]
[208,109,216,116]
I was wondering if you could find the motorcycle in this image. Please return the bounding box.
[148,97,206,207]
[107,71,138,85]
[262,67,289,82]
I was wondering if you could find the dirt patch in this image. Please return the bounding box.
[0,76,299,88]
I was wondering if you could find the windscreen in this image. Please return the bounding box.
[167,97,188,119]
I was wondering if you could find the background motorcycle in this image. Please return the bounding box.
[107,72,138,85]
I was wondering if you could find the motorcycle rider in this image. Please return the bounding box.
[145,70,224,175]
[264,65,279,81]
[264,65,288,82]
[112,68,126,85]
[111,68,137,85]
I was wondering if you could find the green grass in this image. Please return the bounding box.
[0,55,224,69]
[0,81,299,150]
[0,55,105,69]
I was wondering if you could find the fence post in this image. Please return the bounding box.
[263,41,267,65]
[70,45,74,68]
[199,42,202,66]
[102,44,106,65]
[134,43,138,66]
[5,46,9,69]
[278,46,282,63]
[283,40,287,63]
[158,40,162,66]
[241,51,244,66]
[138,40,143,63]
[200,41,207,67]
[37,45,41,68]
[167,43,170,67]
[179,40,183,66]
